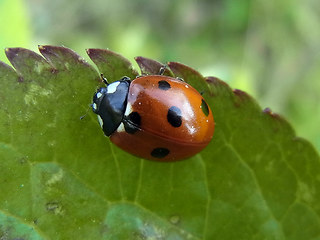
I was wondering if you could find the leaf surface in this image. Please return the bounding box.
[0,46,319,240]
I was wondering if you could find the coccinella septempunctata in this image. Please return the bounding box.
[92,72,214,161]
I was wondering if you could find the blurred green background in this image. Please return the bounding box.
[1,0,319,152]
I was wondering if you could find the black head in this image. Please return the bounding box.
[92,80,130,136]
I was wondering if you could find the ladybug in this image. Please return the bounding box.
[92,73,214,161]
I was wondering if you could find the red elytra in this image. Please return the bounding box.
[92,75,214,161]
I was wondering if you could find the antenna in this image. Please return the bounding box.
[80,105,92,120]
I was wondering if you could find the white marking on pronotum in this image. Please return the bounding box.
[124,103,133,116]
[97,115,103,128]
[96,92,103,99]
[92,103,97,111]
[117,123,125,132]
[107,81,120,94]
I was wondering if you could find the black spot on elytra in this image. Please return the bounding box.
[201,99,209,116]
[128,112,141,126]
[124,122,139,134]
[158,80,171,90]
[167,106,182,127]
[151,148,170,158]
[124,111,141,134]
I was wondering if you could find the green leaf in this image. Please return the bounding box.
[0,46,319,240]
[87,48,138,82]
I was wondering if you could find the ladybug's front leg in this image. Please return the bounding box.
[159,65,185,82]
[100,73,109,85]
[158,65,167,75]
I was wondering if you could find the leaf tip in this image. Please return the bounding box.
[38,45,52,57]
[168,62,201,77]
[263,107,289,124]
[86,48,108,63]
[38,45,55,55]
[38,45,45,50]
[263,107,281,119]
[85,48,91,55]
[135,56,171,75]
[206,76,225,85]
[85,48,92,55]
[5,47,18,60]
[233,89,253,102]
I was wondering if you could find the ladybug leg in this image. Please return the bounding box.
[175,77,185,82]
[100,73,109,85]
[158,65,167,75]
[159,65,186,82]
[135,74,145,78]
[120,76,131,82]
